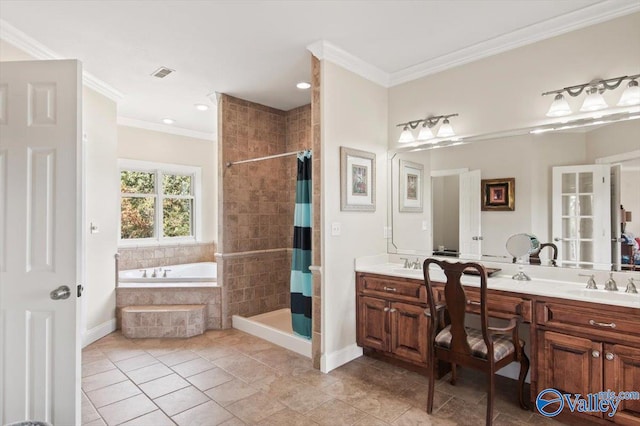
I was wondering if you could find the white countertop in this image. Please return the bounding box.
[356,261,640,309]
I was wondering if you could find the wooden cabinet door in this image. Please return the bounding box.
[389,302,428,364]
[540,331,603,419]
[357,296,388,352]
[604,343,640,425]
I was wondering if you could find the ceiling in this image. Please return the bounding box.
[1,0,637,139]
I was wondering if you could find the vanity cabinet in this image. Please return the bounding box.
[537,300,640,424]
[356,273,430,365]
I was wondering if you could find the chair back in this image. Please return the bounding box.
[529,242,558,266]
[423,258,492,358]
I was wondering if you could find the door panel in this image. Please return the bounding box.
[459,170,481,260]
[0,60,81,425]
[357,296,388,352]
[604,343,640,425]
[390,302,428,364]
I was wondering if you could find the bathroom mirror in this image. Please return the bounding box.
[388,117,640,272]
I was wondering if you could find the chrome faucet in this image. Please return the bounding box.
[604,273,618,291]
[412,258,422,270]
[151,268,162,278]
[400,257,410,269]
[163,269,171,278]
[625,278,638,294]
[140,269,148,278]
[580,274,597,290]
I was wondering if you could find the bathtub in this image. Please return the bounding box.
[118,262,217,288]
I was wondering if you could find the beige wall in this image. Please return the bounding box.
[321,60,388,368]
[621,169,640,236]
[117,125,217,243]
[388,12,640,149]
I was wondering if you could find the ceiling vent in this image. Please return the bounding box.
[151,67,175,78]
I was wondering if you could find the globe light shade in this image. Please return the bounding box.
[580,88,608,112]
[617,80,640,106]
[398,127,415,143]
[546,93,572,117]
[436,119,455,138]
[417,125,435,141]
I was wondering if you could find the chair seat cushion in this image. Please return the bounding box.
[435,325,515,362]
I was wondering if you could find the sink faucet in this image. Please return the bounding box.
[151,268,162,278]
[579,274,597,290]
[139,269,147,278]
[412,258,422,270]
[625,278,637,294]
[400,257,410,269]
[604,273,618,291]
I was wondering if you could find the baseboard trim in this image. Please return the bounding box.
[82,318,116,348]
[321,343,363,373]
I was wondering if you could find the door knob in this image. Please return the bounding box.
[50,285,71,300]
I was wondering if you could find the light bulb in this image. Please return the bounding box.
[417,124,434,141]
[436,118,455,138]
[546,93,572,117]
[617,80,640,106]
[580,87,608,112]
[398,126,415,143]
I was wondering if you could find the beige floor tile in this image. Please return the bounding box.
[353,415,391,426]
[205,379,260,407]
[214,353,278,383]
[398,384,453,412]
[230,335,280,355]
[86,380,141,408]
[83,358,116,378]
[477,393,533,423]
[187,367,234,391]
[83,349,109,365]
[226,391,286,423]
[391,407,456,426]
[120,409,176,426]
[494,412,530,426]
[219,417,246,426]
[84,418,107,426]
[172,400,234,426]
[276,384,333,414]
[82,392,101,424]
[126,362,174,384]
[195,345,241,362]
[103,348,147,363]
[306,399,368,426]
[158,350,201,367]
[97,393,157,426]
[140,373,190,399]
[255,407,319,425]
[434,396,494,425]
[154,386,210,417]
[172,357,216,377]
[82,369,129,392]
[343,388,413,423]
[115,353,159,372]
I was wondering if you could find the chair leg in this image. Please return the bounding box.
[427,353,437,413]
[517,346,531,410]
[450,362,457,385]
[486,372,495,426]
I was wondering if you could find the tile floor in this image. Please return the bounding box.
[82,329,560,425]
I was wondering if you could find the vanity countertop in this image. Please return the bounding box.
[356,262,640,309]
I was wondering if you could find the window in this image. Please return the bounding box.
[119,160,201,245]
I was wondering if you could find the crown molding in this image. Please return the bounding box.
[306,40,390,87]
[0,19,124,102]
[117,116,216,142]
[390,0,640,86]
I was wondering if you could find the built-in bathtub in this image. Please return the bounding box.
[118,262,217,288]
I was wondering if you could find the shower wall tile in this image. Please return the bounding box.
[117,242,216,271]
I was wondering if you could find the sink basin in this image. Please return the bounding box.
[565,288,640,304]
[391,268,423,276]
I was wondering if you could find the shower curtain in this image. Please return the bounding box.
[291,150,312,339]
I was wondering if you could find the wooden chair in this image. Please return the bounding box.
[529,242,558,267]
[423,258,529,425]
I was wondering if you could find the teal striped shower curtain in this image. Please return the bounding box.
[291,150,312,339]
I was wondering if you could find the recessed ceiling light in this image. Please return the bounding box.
[296,82,311,90]
[194,104,209,111]
[162,118,175,125]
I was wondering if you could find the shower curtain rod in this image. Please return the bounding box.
[225,149,311,167]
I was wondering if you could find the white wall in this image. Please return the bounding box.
[117,125,218,243]
[321,61,388,371]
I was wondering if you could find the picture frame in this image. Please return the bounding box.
[340,147,376,211]
[481,177,515,211]
[399,159,423,212]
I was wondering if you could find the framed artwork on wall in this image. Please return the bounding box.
[481,177,515,211]
[340,147,376,211]
[399,160,423,212]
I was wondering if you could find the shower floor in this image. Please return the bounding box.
[232,308,311,358]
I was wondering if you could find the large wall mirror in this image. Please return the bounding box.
[388,117,640,272]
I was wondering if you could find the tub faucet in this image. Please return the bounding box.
[604,273,618,291]
[625,278,638,294]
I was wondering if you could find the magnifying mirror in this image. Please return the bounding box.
[506,233,540,281]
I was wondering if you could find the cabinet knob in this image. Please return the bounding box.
[383,286,397,292]
[606,352,615,361]
[592,350,600,358]
[389,308,397,313]
[383,307,390,312]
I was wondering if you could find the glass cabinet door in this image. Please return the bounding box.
[552,165,611,270]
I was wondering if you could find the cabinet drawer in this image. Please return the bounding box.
[434,287,532,323]
[358,274,425,302]
[537,302,640,340]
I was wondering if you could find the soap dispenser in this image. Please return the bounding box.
[604,273,618,291]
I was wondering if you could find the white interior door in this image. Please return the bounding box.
[552,164,611,270]
[611,165,621,271]
[0,60,82,425]
[459,170,481,260]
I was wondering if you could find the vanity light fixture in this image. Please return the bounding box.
[542,73,640,117]
[396,113,458,143]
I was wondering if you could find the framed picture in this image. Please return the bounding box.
[481,177,515,211]
[340,147,376,211]
[399,160,423,212]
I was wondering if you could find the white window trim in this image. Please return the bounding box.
[118,159,202,247]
